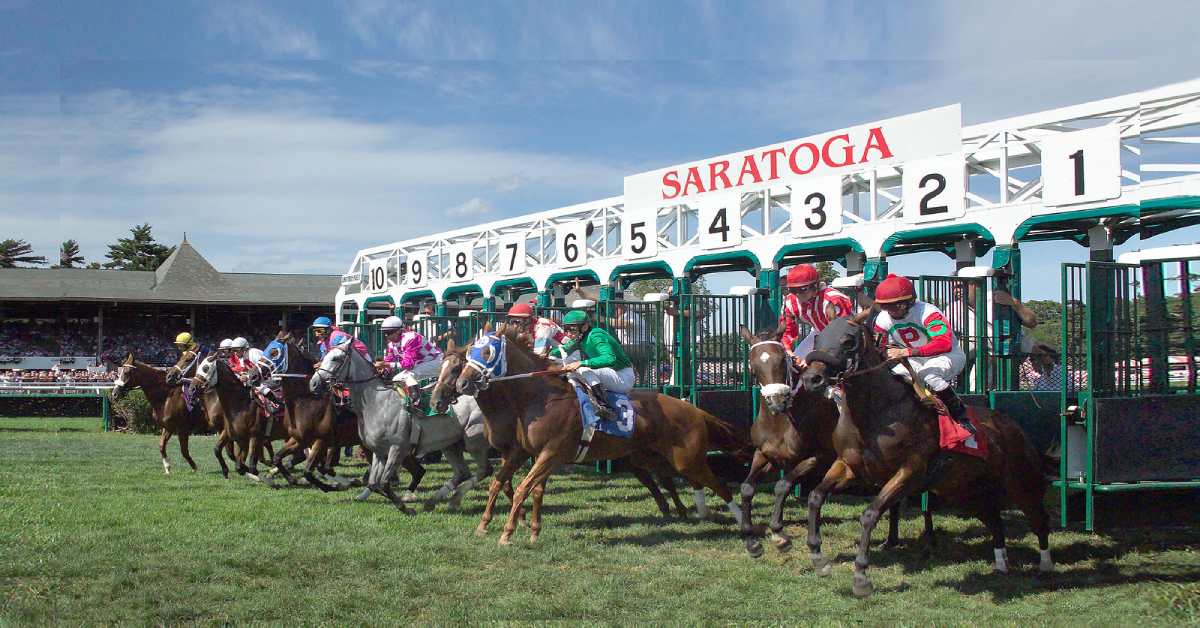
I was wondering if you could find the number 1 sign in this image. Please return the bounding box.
[1041,126,1121,207]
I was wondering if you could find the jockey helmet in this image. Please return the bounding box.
[381,315,405,332]
[174,332,194,346]
[247,348,264,364]
[232,337,249,350]
[562,310,589,326]
[874,274,916,304]
[506,303,534,318]
[219,339,234,349]
[311,316,332,328]
[785,264,820,288]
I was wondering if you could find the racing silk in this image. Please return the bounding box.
[780,286,854,352]
[873,301,956,357]
[383,330,443,371]
[525,317,566,356]
[559,327,633,370]
[318,326,371,359]
[227,353,252,375]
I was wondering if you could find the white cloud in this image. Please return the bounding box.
[343,0,494,59]
[210,63,323,84]
[445,197,493,217]
[204,2,323,59]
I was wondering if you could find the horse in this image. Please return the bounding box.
[431,340,705,533]
[307,340,496,513]
[450,327,752,546]
[799,310,1053,597]
[192,355,286,481]
[165,349,236,477]
[110,353,208,474]
[736,325,913,559]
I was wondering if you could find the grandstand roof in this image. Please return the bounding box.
[0,239,337,306]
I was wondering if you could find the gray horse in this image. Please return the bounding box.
[309,342,491,513]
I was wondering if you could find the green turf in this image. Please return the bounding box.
[1,417,1197,624]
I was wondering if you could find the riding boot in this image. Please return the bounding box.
[588,384,616,422]
[934,387,975,435]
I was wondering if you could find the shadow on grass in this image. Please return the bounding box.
[0,426,89,433]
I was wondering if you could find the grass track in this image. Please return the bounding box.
[1,417,1198,624]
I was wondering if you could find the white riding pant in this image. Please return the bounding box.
[393,355,444,387]
[578,366,636,395]
[890,348,966,392]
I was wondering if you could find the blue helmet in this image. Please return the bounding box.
[311,316,333,328]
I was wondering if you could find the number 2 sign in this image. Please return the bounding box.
[902,153,965,224]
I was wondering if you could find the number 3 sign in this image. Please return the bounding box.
[791,176,843,239]
[903,153,965,224]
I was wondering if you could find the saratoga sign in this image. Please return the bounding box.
[624,104,961,211]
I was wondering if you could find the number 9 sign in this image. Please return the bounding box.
[406,255,428,288]
[790,176,843,239]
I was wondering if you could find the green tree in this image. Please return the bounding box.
[55,239,85,268]
[626,276,710,299]
[815,261,840,284]
[0,239,47,268]
[1023,299,1063,349]
[103,224,174,271]
[86,262,102,269]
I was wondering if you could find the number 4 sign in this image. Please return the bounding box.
[698,194,742,250]
[1040,125,1121,207]
[903,153,965,224]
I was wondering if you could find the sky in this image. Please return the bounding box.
[3,0,1200,300]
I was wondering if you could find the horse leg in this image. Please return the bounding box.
[400,454,425,502]
[373,445,413,514]
[178,431,199,471]
[499,450,562,546]
[233,435,250,476]
[528,479,549,544]
[302,439,339,493]
[921,499,936,559]
[768,456,820,554]
[213,432,231,479]
[1012,489,1054,573]
[158,429,173,474]
[426,445,469,511]
[354,450,373,502]
[477,450,529,536]
[245,433,263,481]
[882,503,902,550]
[851,465,918,598]
[448,443,491,511]
[807,459,855,577]
[269,438,302,487]
[971,499,1009,574]
[738,450,772,558]
[659,474,689,518]
[629,465,672,518]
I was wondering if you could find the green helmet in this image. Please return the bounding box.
[562,310,589,325]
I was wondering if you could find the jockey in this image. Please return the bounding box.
[779,263,854,366]
[375,315,442,405]
[311,316,369,359]
[557,309,635,421]
[503,303,567,359]
[214,338,233,360]
[228,337,252,376]
[173,332,201,356]
[872,274,972,433]
[243,347,283,416]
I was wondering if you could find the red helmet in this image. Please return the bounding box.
[506,303,534,318]
[785,264,819,288]
[874,274,916,304]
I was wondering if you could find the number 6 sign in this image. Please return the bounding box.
[556,221,589,268]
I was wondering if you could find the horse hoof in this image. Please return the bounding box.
[745,540,764,559]
[881,538,899,551]
[498,534,512,546]
[852,574,874,598]
[771,533,792,553]
[812,554,832,576]
[401,491,419,503]
[353,488,371,502]
[529,532,539,544]
[474,526,488,537]
[245,473,261,483]
[423,501,437,513]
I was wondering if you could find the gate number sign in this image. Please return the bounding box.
[406,255,428,288]
[624,209,658,259]
[698,194,742,250]
[556,221,589,268]
[367,259,388,293]
[791,176,843,238]
[1040,125,1121,207]
[449,243,474,282]
[902,153,965,224]
[498,234,526,276]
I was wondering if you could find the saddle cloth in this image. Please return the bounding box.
[570,381,635,439]
[180,380,197,413]
[937,408,988,459]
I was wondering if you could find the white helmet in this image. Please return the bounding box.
[247,348,265,364]
[381,315,405,332]
[232,337,249,349]
[219,339,233,349]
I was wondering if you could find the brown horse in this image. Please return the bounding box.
[191,354,286,481]
[736,326,912,559]
[165,350,237,477]
[110,353,208,474]
[448,328,750,546]
[800,310,1053,597]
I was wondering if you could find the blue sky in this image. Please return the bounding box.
[3,0,1200,300]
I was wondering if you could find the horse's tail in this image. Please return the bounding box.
[698,411,754,462]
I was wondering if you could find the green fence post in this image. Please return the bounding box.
[102,394,110,432]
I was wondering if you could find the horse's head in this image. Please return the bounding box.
[309,339,368,395]
[801,308,878,394]
[165,350,200,385]
[110,353,137,401]
[739,323,793,414]
[191,354,222,392]
[456,333,507,397]
[268,331,313,377]
[431,340,466,413]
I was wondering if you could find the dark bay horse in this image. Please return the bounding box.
[449,329,751,546]
[800,310,1053,597]
[192,355,287,481]
[110,353,208,474]
[736,326,912,559]
[165,350,236,477]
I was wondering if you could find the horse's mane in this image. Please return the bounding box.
[276,330,318,370]
[499,326,549,369]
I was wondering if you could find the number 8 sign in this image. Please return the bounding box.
[449,243,474,282]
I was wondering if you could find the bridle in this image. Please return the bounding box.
[314,343,382,387]
[748,340,803,409]
[460,335,508,393]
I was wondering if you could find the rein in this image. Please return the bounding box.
[317,346,381,386]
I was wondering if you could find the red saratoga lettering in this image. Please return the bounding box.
[682,166,706,196]
[761,147,787,181]
[860,126,894,162]
[788,142,820,176]
[661,171,682,200]
[736,154,762,186]
[822,133,855,168]
[708,160,732,192]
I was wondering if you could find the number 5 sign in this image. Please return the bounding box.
[903,153,965,224]
[1040,125,1121,207]
[623,209,658,260]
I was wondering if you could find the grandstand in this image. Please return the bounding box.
[0,238,337,372]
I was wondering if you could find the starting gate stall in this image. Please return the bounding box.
[331,80,1200,523]
[596,296,670,391]
[412,312,479,351]
[1058,245,1200,530]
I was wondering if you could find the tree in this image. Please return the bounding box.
[626,276,710,299]
[815,261,840,285]
[86,262,102,269]
[0,239,47,268]
[103,224,174,271]
[55,239,85,268]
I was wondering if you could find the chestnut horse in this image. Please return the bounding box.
[110,353,208,474]
[800,310,1053,597]
[449,329,751,546]
[165,350,236,477]
[736,326,913,559]
[192,354,286,481]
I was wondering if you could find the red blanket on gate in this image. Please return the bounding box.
[937,408,988,459]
